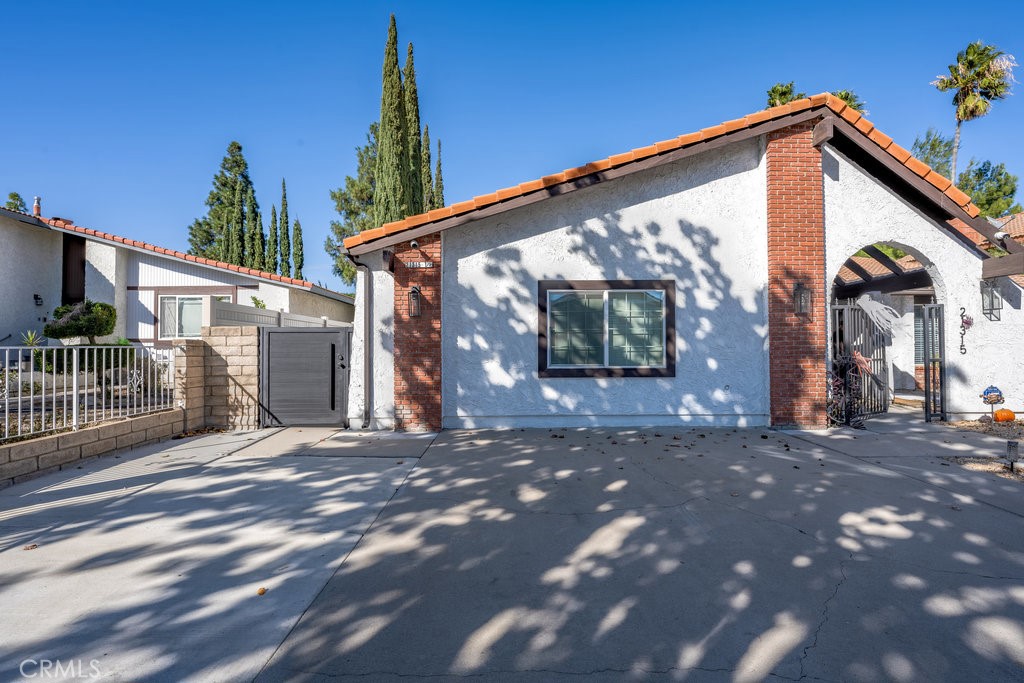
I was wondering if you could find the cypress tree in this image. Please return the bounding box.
[245,186,260,268]
[404,42,423,214]
[292,219,304,280]
[267,205,278,274]
[279,179,291,277]
[253,210,266,271]
[373,14,410,224]
[421,125,433,212]
[433,138,445,209]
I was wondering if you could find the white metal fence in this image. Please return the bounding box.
[1,345,175,442]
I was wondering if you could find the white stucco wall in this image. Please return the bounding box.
[288,288,354,323]
[823,146,1024,418]
[84,241,128,341]
[439,137,770,428]
[347,262,395,428]
[0,215,62,345]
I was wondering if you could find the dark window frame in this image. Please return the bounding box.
[537,279,676,378]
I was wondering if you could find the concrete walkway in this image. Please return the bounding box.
[1,415,1022,682]
[258,414,1024,682]
[0,428,431,682]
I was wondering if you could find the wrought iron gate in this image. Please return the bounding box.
[919,303,946,421]
[829,300,889,425]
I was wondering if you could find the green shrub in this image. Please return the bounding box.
[44,300,116,344]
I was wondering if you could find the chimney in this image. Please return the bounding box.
[33,196,41,217]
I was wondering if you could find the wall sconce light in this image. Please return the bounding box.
[981,279,1002,321]
[409,286,422,318]
[793,283,811,316]
[33,294,43,307]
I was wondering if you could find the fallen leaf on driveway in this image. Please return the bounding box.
[23,544,38,551]
[257,587,267,596]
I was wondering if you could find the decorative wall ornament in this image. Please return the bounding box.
[854,294,900,335]
[959,307,973,355]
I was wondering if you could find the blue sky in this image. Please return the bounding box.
[3,1,1022,292]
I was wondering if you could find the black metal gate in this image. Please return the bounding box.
[919,303,946,421]
[259,327,352,427]
[830,301,889,424]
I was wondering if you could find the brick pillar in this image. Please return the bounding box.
[174,339,207,431]
[766,122,827,428]
[393,234,442,431]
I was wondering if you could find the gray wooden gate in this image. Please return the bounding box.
[260,327,351,427]
[831,300,889,419]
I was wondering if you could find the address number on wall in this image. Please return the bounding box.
[405,261,435,269]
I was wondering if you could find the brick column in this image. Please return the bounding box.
[393,234,442,431]
[766,122,827,428]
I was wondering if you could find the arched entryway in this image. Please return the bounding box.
[828,243,945,426]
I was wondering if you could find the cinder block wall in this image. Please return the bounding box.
[201,326,260,430]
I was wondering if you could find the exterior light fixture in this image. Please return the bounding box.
[409,286,422,318]
[981,279,1002,321]
[33,294,43,306]
[793,283,811,316]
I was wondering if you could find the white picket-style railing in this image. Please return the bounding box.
[1,345,175,442]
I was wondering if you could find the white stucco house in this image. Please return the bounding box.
[341,94,1024,430]
[0,205,353,347]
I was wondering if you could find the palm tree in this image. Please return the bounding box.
[766,82,805,108]
[830,90,867,114]
[933,41,1017,180]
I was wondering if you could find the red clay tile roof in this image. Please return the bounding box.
[1,207,351,301]
[344,93,982,250]
[997,212,1024,240]
[836,255,925,285]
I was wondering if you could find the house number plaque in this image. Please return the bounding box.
[405,261,435,268]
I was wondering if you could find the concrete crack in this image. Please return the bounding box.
[704,496,811,537]
[798,554,851,680]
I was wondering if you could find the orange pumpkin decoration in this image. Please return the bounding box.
[994,408,1016,422]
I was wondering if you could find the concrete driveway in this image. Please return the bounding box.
[1,412,1022,682]
[0,428,432,682]
[257,411,1024,682]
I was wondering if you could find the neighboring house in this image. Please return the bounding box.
[341,93,1024,430]
[0,205,353,347]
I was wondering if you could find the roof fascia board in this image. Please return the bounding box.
[982,251,1024,278]
[349,108,826,255]
[827,117,1021,255]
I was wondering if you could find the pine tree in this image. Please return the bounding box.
[253,210,266,271]
[267,205,279,274]
[279,179,291,277]
[326,123,378,285]
[292,219,304,280]
[374,14,410,224]
[421,125,433,211]
[433,138,445,209]
[5,192,27,212]
[188,141,253,260]
[404,42,423,215]
[245,186,259,268]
